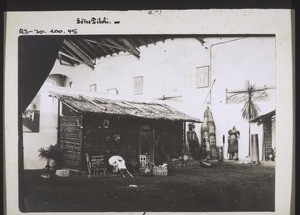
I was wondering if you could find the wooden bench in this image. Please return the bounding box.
[85,153,107,176]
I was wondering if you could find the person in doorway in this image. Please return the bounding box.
[227,126,240,160]
[187,123,200,159]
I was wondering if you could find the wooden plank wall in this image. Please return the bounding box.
[82,115,140,163]
[263,120,273,161]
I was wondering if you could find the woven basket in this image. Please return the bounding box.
[152,166,168,176]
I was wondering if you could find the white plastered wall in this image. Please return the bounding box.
[24,36,276,168]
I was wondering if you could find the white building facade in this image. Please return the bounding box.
[23,36,276,169]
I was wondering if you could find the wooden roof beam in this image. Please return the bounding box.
[83,39,104,59]
[58,53,70,66]
[64,40,95,69]
[98,39,116,56]
[63,40,91,64]
[104,39,132,53]
[60,46,81,64]
[74,39,97,59]
[61,44,83,61]
[59,51,86,65]
[147,38,156,45]
[84,39,111,57]
[83,39,98,44]
[83,40,98,60]
[59,53,77,66]
[105,38,140,59]
[196,37,205,45]
[127,38,140,48]
[67,40,94,61]
[119,39,140,58]
[137,39,148,47]
[97,44,111,57]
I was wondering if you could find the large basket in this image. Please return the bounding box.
[152,165,168,176]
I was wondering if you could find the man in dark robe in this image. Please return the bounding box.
[187,123,200,159]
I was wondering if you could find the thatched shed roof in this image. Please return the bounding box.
[250,110,275,125]
[50,92,201,123]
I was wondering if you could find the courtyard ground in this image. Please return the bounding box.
[23,161,275,213]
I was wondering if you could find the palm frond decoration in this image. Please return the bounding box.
[241,80,261,156]
[241,100,261,121]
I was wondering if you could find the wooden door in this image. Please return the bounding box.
[140,124,155,163]
[59,116,83,170]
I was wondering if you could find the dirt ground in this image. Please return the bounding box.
[23,161,275,212]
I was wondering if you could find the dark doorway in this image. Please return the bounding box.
[140,124,154,162]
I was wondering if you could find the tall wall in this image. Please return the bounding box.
[24,37,275,169]
[23,85,60,169]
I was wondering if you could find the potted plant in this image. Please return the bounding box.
[38,144,63,171]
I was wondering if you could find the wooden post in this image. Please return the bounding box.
[79,115,83,171]
[251,134,259,164]
[262,124,266,161]
[101,123,104,156]
[138,122,141,156]
[183,122,186,155]
[57,100,61,147]
[152,128,155,164]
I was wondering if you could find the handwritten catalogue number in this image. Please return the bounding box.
[19,28,78,35]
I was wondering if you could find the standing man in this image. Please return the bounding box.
[187,123,200,159]
[227,126,240,160]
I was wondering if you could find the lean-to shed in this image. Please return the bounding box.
[50,91,201,171]
[250,110,276,161]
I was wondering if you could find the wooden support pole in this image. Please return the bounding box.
[101,124,104,156]
[152,128,155,163]
[79,116,83,171]
[183,122,186,155]
[138,122,141,156]
[57,100,61,147]
[262,123,267,161]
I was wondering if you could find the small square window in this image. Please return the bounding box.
[196,66,209,88]
[107,88,118,95]
[134,76,143,95]
[89,84,97,92]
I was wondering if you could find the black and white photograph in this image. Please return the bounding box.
[4,10,294,215]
